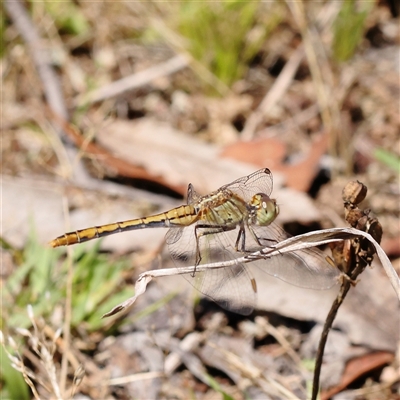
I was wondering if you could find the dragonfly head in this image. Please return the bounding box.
[250,193,279,226]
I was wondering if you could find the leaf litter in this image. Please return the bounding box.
[2,1,399,399]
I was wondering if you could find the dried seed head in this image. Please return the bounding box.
[342,181,367,205]
[366,219,383,245]
[73,364,86,388]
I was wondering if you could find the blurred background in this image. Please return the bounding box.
[2,1,399,399]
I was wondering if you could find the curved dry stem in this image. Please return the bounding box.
[103,227,399,318]
[311,259,369,400]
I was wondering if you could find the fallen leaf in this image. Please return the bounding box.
[220,137,286,168]
[221,132,329,192]
[321,351,395,400]
[96,117,259,195]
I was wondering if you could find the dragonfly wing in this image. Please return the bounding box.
[165,227,184,245]
[249,224,340,289]
[167,223,256,315]
[250,251,339,289]
[167,226,196,266]
[187,183,201,204]
[191,263,256,315]
[220,168,274,202]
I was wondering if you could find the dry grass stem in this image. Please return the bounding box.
[59,196,74,397]
[242,46,304,140]
[255,317,303,365]
[107,371,165,386]
[78,54,188,106]
[4,0,67,120]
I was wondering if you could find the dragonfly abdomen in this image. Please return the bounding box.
[50,205,198,247]
[50,223,127,247]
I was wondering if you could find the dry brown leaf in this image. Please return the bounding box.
[221,133,329,192]
[321,351,395,400]
[96,117,258,194]
[220,137,286,169]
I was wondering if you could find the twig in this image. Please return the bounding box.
[241,46,305,140]
[288,1,332,133]
[4,0,68,120]
[311,181,384,400]
[107,371,164,386]
[265,104,319,135]
[257,318,303,365]
[287,0,343,164]
[311,270,358,400]
[206,341,303,399]
[76,54,188,106]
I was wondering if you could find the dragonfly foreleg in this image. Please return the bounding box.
[235,223,264,254]
[250,225,279,247]
[235,224,278,254]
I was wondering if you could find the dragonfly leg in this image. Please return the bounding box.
[235,223,264,254]
[235,224,279,255]
[250,225,279,247]
[234,225,246,252]
[192,223,236,277]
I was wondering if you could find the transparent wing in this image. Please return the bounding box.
[249,223,340,289]
[219,168,274,203]
[166,222,256,315]
[165,168,338,314]
[194,262,256,315]
[165,227,184,245]
[187,183,201,205]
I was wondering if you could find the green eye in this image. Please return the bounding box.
[251,194,279,226]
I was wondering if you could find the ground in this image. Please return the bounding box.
[2,2,399,399]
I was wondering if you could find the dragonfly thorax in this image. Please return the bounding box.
[248,193,279,226]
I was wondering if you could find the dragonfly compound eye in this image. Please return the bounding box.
[252,193,279,226]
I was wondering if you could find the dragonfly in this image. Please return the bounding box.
[50,168,339,315]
